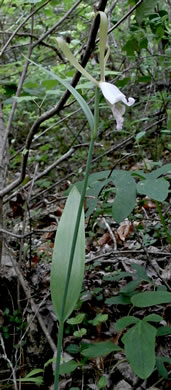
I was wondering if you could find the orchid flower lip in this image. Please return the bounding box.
[99,81,135,106]
[99,81,135,131]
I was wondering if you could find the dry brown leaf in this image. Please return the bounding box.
[117,220,133,242]
[98,232,111,246]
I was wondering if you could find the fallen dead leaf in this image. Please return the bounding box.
[117,220,133,242]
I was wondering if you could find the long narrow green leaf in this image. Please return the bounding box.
[26,57,94,131]
[50,186,85,322]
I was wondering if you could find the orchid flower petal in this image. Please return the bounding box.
[112,103,126,130]
[56,37,98,87]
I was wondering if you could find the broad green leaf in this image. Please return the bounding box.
[146,163,171,179]
[120,280,140,295]
[86,178,111,216]
[115,316,139,331]
[111,171,136,223]
[122,321,156,379]
[67,313,85,325]
[74,328,87,338]
[105,295,131,305]
[131,291,171,307]
[156,357,171,379]
[66,344,80,354]
[98,375,108,389]
[50,186,85,322]
[122,38,138,56]
[81,341,121,358]
[144,314,163,323]
[88,171,110,185]
[60,360,79,375]
[156,326,171,336]
[136,0,159,24]
[137,178,170,201]
[27,58,94,131]
[131,264,150,282]
[89,313,108,326]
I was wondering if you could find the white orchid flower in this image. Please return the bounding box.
[56,12,135,130]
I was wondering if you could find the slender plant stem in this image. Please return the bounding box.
[54,321,64,389]
[53,87,100,390]
[155,201,171,245]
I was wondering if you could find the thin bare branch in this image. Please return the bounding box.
[0,27,33,166]
[108,0,143,34]
[9,255,56,353]
[31,0,83,49]
[0,0,52,57]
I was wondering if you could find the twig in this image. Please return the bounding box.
[0,31,63,55]
[31,0,83,50]
[9,254,56,353]
[150,369,171,388]
[107,0,119,15]
[0,0,51,57]
[14,293,51,374]
[0,31,33,166]
[108,0,143,34]
[102,217,117,250]
[85,249,171,263]
[0,333,18,390]
[0,228,34,239]
[92,117,166,164]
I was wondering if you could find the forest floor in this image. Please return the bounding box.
[0,125,171,390]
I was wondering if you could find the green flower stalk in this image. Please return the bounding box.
[57,11,135,130]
